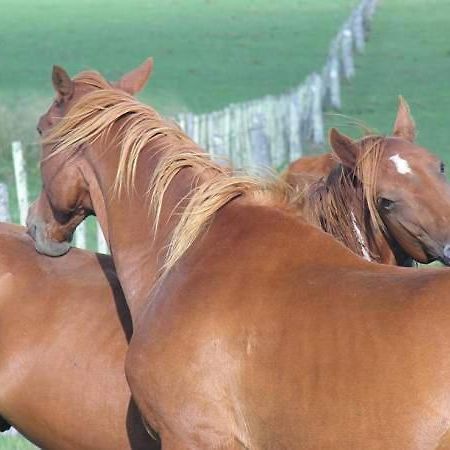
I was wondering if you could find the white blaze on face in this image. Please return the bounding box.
[389,154,412,175]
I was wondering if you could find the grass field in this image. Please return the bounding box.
[0,0,356,224]
[0,0,356,112]
[326,0,450,170]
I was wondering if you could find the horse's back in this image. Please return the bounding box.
[128,205,450,449]
[0,223,157,450]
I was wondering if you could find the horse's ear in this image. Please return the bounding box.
[329,128,360,168]
[114,57,154,95]
[52,65,73,97]
[393,96,416,142]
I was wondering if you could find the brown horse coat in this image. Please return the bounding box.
[28,63,450,449]
[283,98,450,266]
[0,223,157,450]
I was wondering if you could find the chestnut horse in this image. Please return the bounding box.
[0,222,158,449]
[283,98,449,266]
[28,63,450,449]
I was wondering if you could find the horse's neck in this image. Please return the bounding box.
[89,141,208,320]
[304,179,400,265]
[377,231,414,266]
[362,214,414,266]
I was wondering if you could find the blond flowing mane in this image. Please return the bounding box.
[43,72,301,278]
[305,136,385,261]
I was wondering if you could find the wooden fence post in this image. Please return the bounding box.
[248,110,272,168]
[365,0,378,21]
[222,107,231,162]
[287,92,302,161]
[310,74,325,146]
[12,141,29,225]
[185,112,194,138]
[96,221,109,254]
[340,27,355,80]
[0,183,11,222]
[177,113,186,132]
[328,49,341,109]
[74,221,87,249]
[230,105,243,167]
[352,6,365,53]
[210,111,229,165]
[192,115,200,144]
[362,0,378,38]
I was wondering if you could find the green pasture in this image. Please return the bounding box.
[325,0,450,171]
[0,0,355,227]
[0,0,449,228]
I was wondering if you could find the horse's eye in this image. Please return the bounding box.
[379,198,395,211]
[440,161,445,174]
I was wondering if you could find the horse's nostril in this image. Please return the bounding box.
[28,223,37,240]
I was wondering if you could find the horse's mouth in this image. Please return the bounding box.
[438,253,450,267]
[26,218,72,257]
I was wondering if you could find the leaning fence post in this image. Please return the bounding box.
[248,111,272,168]
[328,49,341,109]
[192,115,200,144]
[74,221,87,249]
[311,74,325,146]
[352,6,365,53]
[96,221,109,254]
[12,141,29,225]
[0,183,11,222]
[287,93,302,161]
[340,27,355,80]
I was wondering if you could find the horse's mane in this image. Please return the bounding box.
[304,136,385,261]
[44,71,302,278]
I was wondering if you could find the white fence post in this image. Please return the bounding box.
[192,115,200,144]
[328,50,341,109]
[74,221,87,249]
[311,74,325,146]
[248,111,272,168]
[177,113,186,132]
[352,6,365,53]
[340,27,355,80]
[0,183,11,222]
[12,141,29,225]
[287,93,302,161]
[96,221,109,254]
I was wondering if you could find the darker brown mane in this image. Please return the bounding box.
[305,136,386,261]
